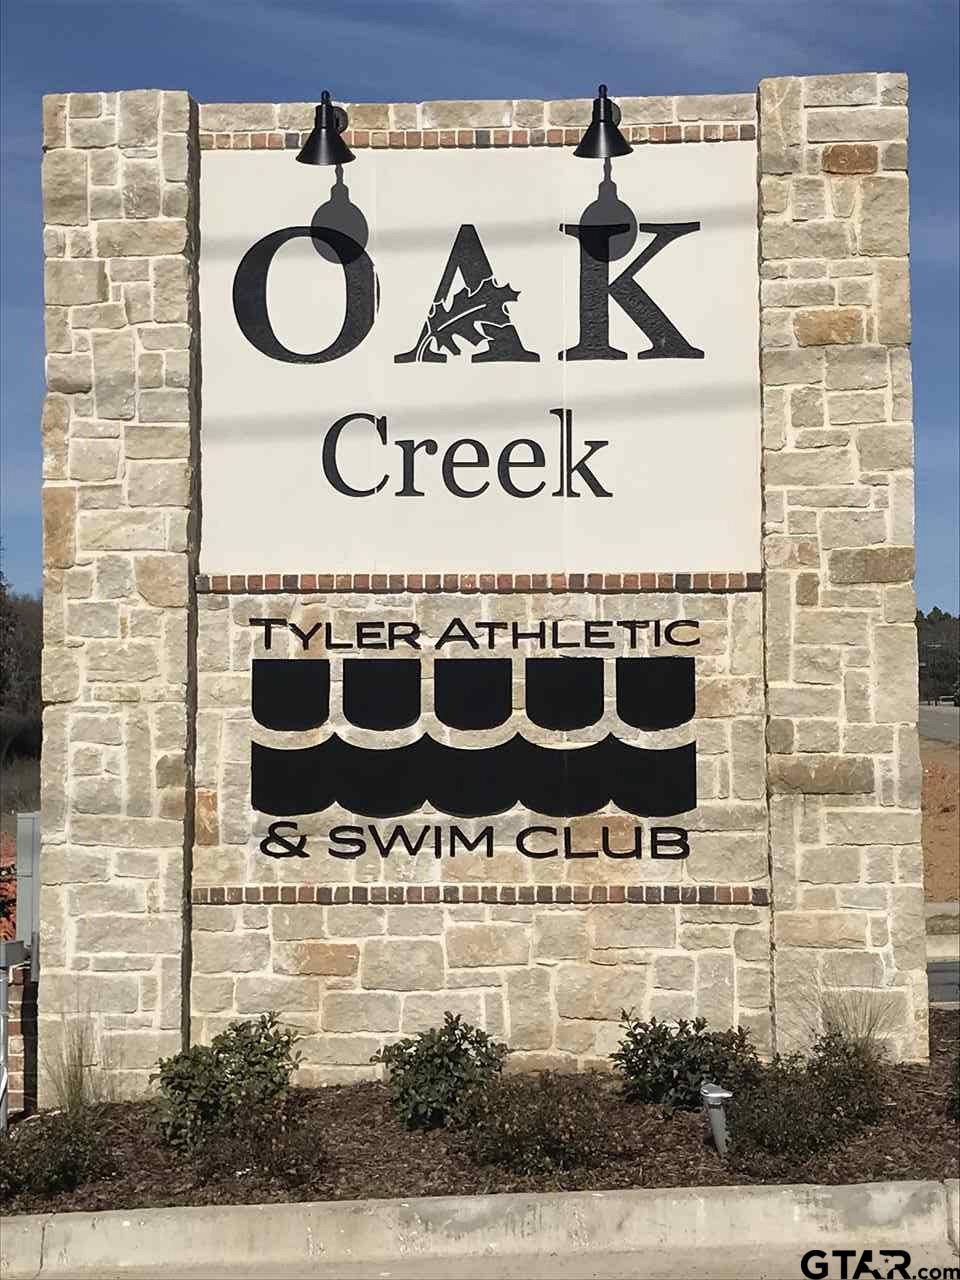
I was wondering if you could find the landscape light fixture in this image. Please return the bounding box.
[574,84,633,159]
[296,91,355,166]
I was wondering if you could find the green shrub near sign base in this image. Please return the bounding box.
[153,1012,300,1152]
[0,1111,115,1202]
[610,1013,761,1110]
[371,1011,508,1130]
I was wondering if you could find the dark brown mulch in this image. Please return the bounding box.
[3,1010,957,1217]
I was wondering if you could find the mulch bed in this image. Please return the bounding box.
[3,1009,958,1217]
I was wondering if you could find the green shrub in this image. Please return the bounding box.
[468,1072,607,1175]
[727,1030,885,1175]
[371,1012,508,1130]
[0,1111,115,1203]
[153,1012,300,1152]
[610,1014,760,1110]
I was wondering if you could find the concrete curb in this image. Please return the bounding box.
[3,1179,958,1278]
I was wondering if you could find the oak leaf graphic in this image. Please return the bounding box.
[416,276,521,360]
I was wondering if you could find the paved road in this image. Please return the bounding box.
[918,704,960,744]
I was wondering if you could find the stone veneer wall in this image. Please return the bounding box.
[37,79,924,1096]
[191,589,772,1081]
[757,73,924,1058]
[39,89,199,1096]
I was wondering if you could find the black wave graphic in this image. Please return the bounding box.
[252,734,696,819]
[343,658,420,729]
[616,656,695,730]
[526,657,604,730]
[434,658,513,729]
[252,659,329,731]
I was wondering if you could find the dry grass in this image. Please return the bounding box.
[0,756,40,815]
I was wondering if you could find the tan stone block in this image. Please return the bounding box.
[768,686,840,718]
[652,955,694,989]
[769,755,874,795]
[793,609,869,646]
[804,74,877,107]
[119,157,161,219]
[776,912,867,948]
[75,914,181,954]
[858,176,908,256]
[43,485,76,569]
[806,107,906,143]
[857,426,912,471]
[827,391,886,425]
[295,1040,380,1076]
[799,846,863,884]
[47,353,92,393]
[152,257,190,322]
[680,924,731,950]
[66,600,119,638]
[555,963,647,1021]
[192,930,269,973]
[826,809,921,845]
[794,309,864,346]
[126,460,191,507]
[361,939,443,990]
[875,625,919,723]
[761,223,850,260]
[759,77,802,174]
[505,966,552,1048]
[322,905,385,938]
[385,906,444,935]
[531,913,587,961]
[765,447,853,487]
[876,260,911,345]
[44,259,107,305]
[130,554,188,607]
[117,90,160,145]
[827,351,888,400]
[43,93,67,147]
[829,547,913,585]
[102,1030,181,1071]
[444,924,528,967]
[235,975,319,1014]
[320,992,398,1033]
[794,719,841,752]
[592,905,675,951]
[202,100,278,129]
[793,647,842,684]
[401,992,485,1035]
[84,640,160,682]
[820,509,887,548]
[96,220,187,257]
[422,100,511,128]
[43,149,88,224]
[192,976,234,1014]
[41,647,80,702]
[761,348,824,386]
[696,953,735,1027]
[272,941,356,977]
[820,951,883,988]
[822,144,878,174]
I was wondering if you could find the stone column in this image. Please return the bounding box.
[758,73,926,1058]
[39,90,200,1095]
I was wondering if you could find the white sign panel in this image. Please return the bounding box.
[199,143,761,574]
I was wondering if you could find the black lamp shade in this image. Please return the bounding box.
[574,84,633,159]
[297,92,355,166]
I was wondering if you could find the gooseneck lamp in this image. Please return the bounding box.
[574,84,633,159]
[296,91,355,166]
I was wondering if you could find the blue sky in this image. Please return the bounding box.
[1,0,957,607]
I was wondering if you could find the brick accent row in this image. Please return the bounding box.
[193,883,771,906]
[197,571,763,594]
[199,123,757,152]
